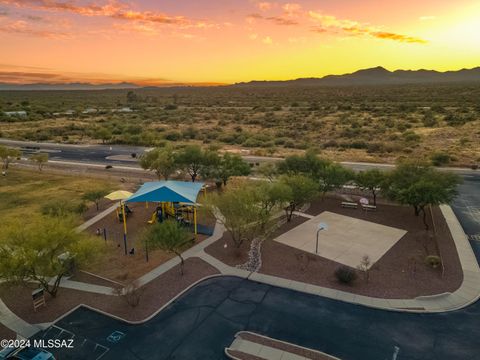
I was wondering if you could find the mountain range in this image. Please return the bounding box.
[233,66,480,87]
[1,66,479,90]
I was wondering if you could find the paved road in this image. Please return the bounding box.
[0,138,146,167]
[451,173,480,239]
[41,266,480,360]
[0,139,279,167]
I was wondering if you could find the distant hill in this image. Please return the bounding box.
[233,66,480,87]
[1,66,480,90]
[0,82,140,91]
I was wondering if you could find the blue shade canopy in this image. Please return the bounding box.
[125,181,204,204]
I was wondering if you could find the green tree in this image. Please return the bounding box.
[0,216,101,297]
[280,175,318,221]
[257,162,277,182]
[177,145,205,182]
[256,182,292,226]
[83,189,109,211]
[318,163,354,196]
[384,161,460,229]
[198,148,221,181]
[277,150,328,178]
[355,169,385,206]
[30,153,48,171]
[209,184,266,248]
[277,150,353,195]
[215,153,251,186]
[139,146,178,180]
[0,145,21,169]
[95,127,112,144]
[143,220,192,275]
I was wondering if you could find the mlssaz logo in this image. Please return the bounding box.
[33,339,74,349]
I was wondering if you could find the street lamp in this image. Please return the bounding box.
[316,222,328,254]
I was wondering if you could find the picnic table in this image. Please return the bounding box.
[341,201,358,209]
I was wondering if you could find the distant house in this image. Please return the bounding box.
[4,110,27,117]
[82,108,98,114]
[111,107,134,113]
[53,110,76,116]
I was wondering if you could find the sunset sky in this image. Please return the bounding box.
[0,0,479,85]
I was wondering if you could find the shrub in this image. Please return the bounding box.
[422,112,437,127]
[402,131,420,143]
[430,152,450,166]
[164,131,182,141]
[114,280,144,307]
[334,266,357,284]
[444,113,466,127]
[425,255,442,269]
[41,199,87,216]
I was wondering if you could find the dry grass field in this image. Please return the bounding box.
[0,168,113,224]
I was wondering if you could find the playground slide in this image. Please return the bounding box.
[147,212,156,224]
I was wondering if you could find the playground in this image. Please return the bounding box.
[83,181,216,283]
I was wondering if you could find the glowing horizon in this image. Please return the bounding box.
[0,0,479,85]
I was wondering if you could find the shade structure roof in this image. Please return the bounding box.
[125,181,204,204]
[105,190,133,201]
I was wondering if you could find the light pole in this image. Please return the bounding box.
[316,222,328,254]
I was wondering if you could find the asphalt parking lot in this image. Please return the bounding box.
[39,265,480,360]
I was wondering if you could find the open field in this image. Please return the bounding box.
[0,168,114,224]
[1,84,479,166]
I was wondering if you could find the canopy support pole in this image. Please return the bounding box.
[194,207,198,240]
[122,202,128,256]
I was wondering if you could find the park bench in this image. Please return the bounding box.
[341,201,358,209]
[362,204,377,211]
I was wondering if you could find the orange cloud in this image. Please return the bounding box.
[266,15,298,26]
[309,10,427,44]
[371,31,427,44]
[247,2,302,27]
[0,19,71,38]
[0,0,201,27]
[256,2,274,11]
[282,3,302,14]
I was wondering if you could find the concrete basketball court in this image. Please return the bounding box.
[274,211,407,268]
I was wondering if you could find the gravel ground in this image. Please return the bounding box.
[81,200,212,283]
[238,332,338,360]
[0,257,219,324]
[206,196,463,299]
[0,324,16,342]
[205,215,308,267]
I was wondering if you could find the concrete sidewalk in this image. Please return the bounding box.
[75,203,119,232]
[0,298,39,338]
